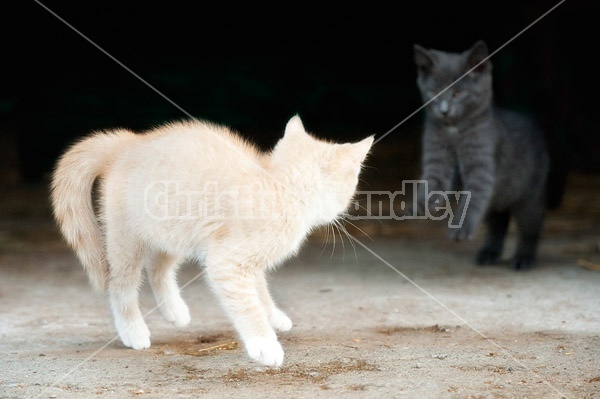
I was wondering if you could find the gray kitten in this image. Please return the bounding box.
[411,40,549,269]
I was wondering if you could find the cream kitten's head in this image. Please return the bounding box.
[272,115,374,226]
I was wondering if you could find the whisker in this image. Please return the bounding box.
[333,219,346,262]
[330,222,338,260]
[339,214,375,241]
[348,199,385,225]
[360,164,380,173]
[317,225,331,259]
[336,219,357,262]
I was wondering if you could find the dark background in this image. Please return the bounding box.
[2,1,598,196]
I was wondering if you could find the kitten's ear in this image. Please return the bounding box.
[345,135,375,163]
[414,44,434,74]
[466,40,491,73]
[284,114,306,138]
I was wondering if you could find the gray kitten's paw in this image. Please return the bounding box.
[448,225,474,241]
[512,253,536,270]
[245,336,284,367]
[476,247,501,265]
[406,202,425,218]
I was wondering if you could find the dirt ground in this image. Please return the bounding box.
[1,173,599,399]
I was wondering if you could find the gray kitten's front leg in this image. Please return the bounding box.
[449,143,495,241]
[411,132,455,217]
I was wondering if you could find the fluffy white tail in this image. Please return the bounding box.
[50,130,136,291]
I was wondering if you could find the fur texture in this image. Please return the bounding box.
[412,41,550,269]
[51,115,373,366]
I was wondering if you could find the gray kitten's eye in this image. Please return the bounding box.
[452,90,462,98]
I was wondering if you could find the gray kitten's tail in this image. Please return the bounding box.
[50,130,136,291]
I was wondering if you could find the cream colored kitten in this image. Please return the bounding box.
[50,115,373,367]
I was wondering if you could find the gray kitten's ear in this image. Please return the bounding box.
[414,44,433,73]
[466,40,491,73]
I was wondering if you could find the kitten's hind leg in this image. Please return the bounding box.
[204,261,283,367]
[476,210,510,265]
[256,272,292,332]
[106,238,151,349]
[512,201,545,270]
[145,252,190,327]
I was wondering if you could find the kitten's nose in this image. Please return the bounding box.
[439,100,449,115]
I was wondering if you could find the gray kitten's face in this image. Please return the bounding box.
[414,41,493,124]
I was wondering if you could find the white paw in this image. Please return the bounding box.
[161,299,191,328]
[117,320,151,349]
[269,308,293,332]
[244,336,284,367]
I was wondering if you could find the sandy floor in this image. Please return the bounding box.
[1,174,599,399]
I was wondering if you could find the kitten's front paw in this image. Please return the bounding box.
[244,336,284,367]
[448,225,473,241]
[161,299,191,328]
[512,254,536,270]
[117,320,151,350]
[405,203,424,218]
[476,247,501,265]
[269,308,293,332]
